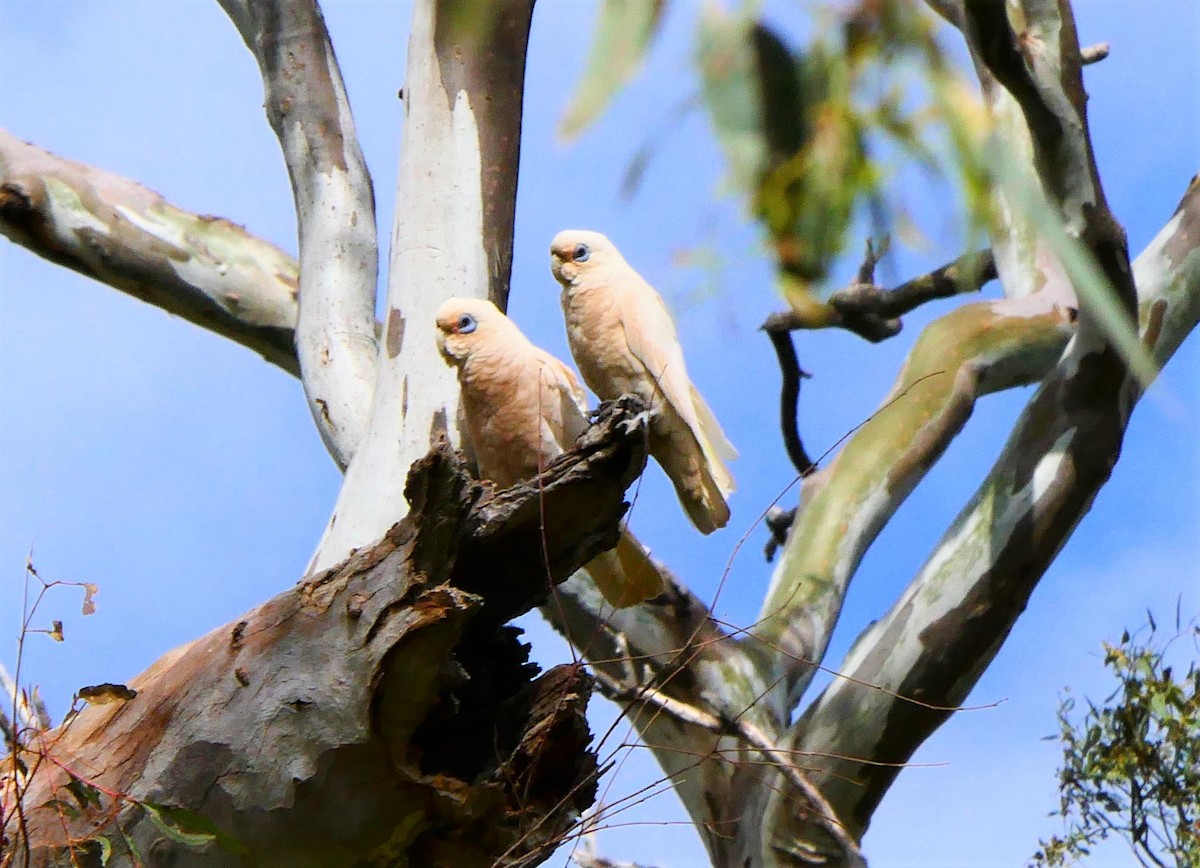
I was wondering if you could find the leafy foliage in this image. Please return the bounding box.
[1033,614,1200,867]
[694,1,996,304]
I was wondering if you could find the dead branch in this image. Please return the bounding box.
[3,399,652,867]
[760,324,814,478]
[762,246,997,343]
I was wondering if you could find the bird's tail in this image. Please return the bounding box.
[653,418,734,535]
[668,466,731,535]
[582,530,664,609]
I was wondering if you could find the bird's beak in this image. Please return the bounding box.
[435,329,452,363]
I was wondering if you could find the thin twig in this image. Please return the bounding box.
[590,662,862,863]
[761,326,815,478]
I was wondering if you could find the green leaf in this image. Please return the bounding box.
[39,798,81,820]
[97,834,113,866]
[986,140,1157,386]
[695,5,768,190]
[140,802,248,855]
[559,0,666,140]
[119,825,144,868]
[65,777,102,810]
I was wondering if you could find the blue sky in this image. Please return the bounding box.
[1,2,1197,866]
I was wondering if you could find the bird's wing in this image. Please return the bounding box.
[618,276,736,496]
[537,350,591,453]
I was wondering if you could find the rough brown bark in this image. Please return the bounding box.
[3,400,650,868]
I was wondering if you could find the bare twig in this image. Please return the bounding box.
[762,245,997,343]
[831,247,997,322]
[1081,42,1110,65]
[760,323,815,478]
[571,832,659,868]
[764,506,798,563]
[590,659,863,865]
[0,663,50,745]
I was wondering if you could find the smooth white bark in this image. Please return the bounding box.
[310,1,533,572]
[219,0,380,469]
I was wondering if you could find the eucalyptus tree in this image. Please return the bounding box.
[1,1,1197,867]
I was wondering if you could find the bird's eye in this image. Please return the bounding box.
[573,243,591,262]
[456,313,477,334]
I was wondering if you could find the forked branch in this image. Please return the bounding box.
[791,177,1200,843]
[590,662,863,866]
[309,0,537,572]
[763,245,997,343]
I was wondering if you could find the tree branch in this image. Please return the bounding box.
[830,247,997,324]
[542,542,799,866]
[760,324,814,478]
[757,293,1074,714]
[760,243,1000,503]
[0,129,299,375]
[220,0,380,469]
[310,0,537,573]
[764,245,997,343]
[790,176,1200,841]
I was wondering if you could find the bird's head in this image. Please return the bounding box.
[550,229,614,288]
[435,297,506,365]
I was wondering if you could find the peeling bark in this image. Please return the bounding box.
[3,401,651,867]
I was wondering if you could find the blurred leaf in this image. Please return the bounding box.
[620,94,698,199]
[987,140,1157,386]
[698,10,875,288]
[97,835,113,866]
[40,798,81,820]
[751,24,806,160]
[66,777,102,810]
[436,1,503,47]
[560,0,666,140]
[120,824,144,867]
[141,802,248,855]
[695,5,768,189]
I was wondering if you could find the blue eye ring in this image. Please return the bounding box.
[456,313,477,334]
[573,243,591,262]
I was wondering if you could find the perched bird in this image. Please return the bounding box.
[549,230,737,534]
[435,297,663,608]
